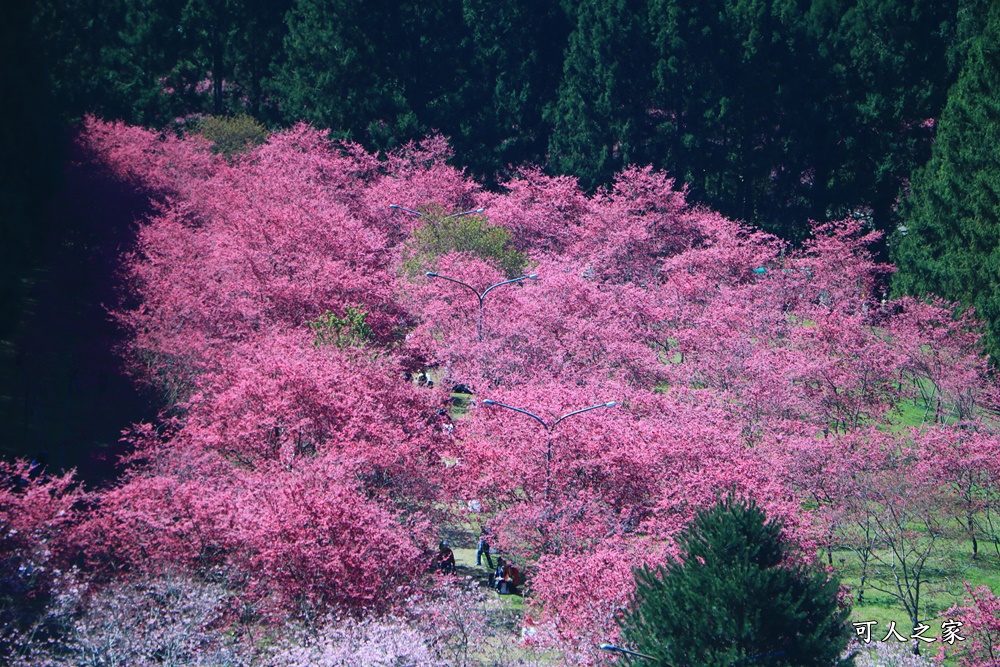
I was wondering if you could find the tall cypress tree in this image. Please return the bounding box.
[892,3,1000,363]
[1,0,63,337]
[620,495,851,667]
[453,0,569,184]
[830,0,966,256]
[647,0,830,241]
[275,0,420,145]
[176,0,292,119]
[228,0,294,121]
[546,0,653,191]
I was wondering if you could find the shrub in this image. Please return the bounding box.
[196,114,268,158]
[620,494,852,667]
[308,307,373,348]
[402,207,529,279]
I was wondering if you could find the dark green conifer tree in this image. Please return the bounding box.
[31,0,189,125]
[892,3,1000,363]
[546,0,653,191]
[1,0,63,337]
[274,0,420,145]
[177,0,291,119]
[829,0,967,254]
[620,495,852,667]
[647,0,832,240]
[229,0,293,120]
[454,0,570,184]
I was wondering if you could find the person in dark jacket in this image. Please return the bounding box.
[436,541,456,574]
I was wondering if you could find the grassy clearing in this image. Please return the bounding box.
[450,391,473,418]
[831,538,1000,660]
[884,377,964,431]
[451,546,528,613]
[440,519,529,615]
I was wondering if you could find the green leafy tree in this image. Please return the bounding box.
[196,113,268,158]
[620,495,852,667]
[402,208,528,279]
[892,3,1000,362]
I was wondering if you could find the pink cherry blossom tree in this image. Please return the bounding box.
[62,117,1000,659]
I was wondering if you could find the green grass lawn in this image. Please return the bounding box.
[439,518,528,615]
[451,546,528,613]
[884,377,964,431]
[449,390,473,418]
[830,538,1000,660]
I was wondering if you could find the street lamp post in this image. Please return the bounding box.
[426,272,538,342]
[481,399,616,500]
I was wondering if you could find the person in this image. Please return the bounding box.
[436,541,455,575]
[493,557,521,595]
[507,562,520,594]
[477,526,494,569]
[492,557,508,592]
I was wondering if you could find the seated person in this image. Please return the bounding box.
[493,557,520,595]
[508,563,520,594]
[492,557,507,591]
[435,541,455,575]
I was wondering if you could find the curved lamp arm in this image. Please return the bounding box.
[444,207,485,219]
[426,272,482,300]
[599,644,658,662]
[482,399,549,431]
[389,203,424,217]
[552,401,617,428]
[481,274,538,300]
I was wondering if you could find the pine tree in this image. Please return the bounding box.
[892,3,1000,363]
[830,0,967,256]
[646,0,833,241]
[453,0,569,184]
[546,0,652,191]
[274,0,420,145]
[620,495,851,667]
[1,0,63,337]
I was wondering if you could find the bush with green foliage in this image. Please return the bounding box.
[196,114,269,158]
[402,208,528,279]
[620,495,852,667]
[307,307,373,348]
